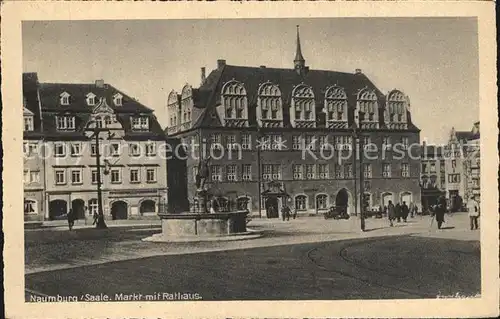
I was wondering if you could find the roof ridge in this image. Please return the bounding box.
[224,64,356,75]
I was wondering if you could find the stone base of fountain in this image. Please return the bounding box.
[142,211,262,243]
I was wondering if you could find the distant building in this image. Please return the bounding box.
[23,74,168,221]
[420,122,480,212]
[166,26,421,218]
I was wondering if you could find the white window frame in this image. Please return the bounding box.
[344,164,353,178]
[55,169,66,185]
[401,163,410,177]
[241,134,251,150]
[271,135,283,150]
[91,169,99,184]
[56,116,75,131]
[29,171,40,184]
[89,199,98,215]
[262,164,272,181]
[316,195,328,210]
[54,143,66,157]
[130,168,140,183]
[242,164,252,181]
[146,142,156,156]
[71,169,83,185]
[383,163,392,178]
[129,143,141,157]
[211,165,222,181]
[110,168,122,184]
[318,164,329,179]
[131,116,149,131]
[305,164,316,180]
[226,165,237,181]
[364,163,372,178]
[71,143,82,157]
[293,164,303,180]
[292,136,302,150]
[146,167,157,183]
[226,135,237,150]
[210,133,222,150]
[24,116,34,131]
[114,94,123,106]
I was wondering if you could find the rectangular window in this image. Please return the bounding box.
[91,144,97,156]
[271,135,282,150]
[430,163,436,173]
[318,164,329,179]
[363,164,372,178]
[55,169,66,185]
[304,135,316,150]
[24,116,34,131]
[110,143,120,156]
[54,143,66,157]
[401,163,410,177]
[210,133,222,149]
[130,169,140,183]
[272,164,282,180]
[401,137,409,150]
[293,164,303,180]
[262,164,272,180]
[344,164,353,178]
[241,134,251,150]
[363,136,371,147]
[146,142,156,156]
[211,165,221,181]
[70,143,82,156]
[146,168,156,183]
[319,135,328,149]
[260,136,271,150]
[129,143,140,156]
[335,164,344,179]
[305,164,316,180]
[71,169,83,185]
[91,170,98,184]
[110,168,122,184]
[242,164,252,181]
[383,163,392,178]
[292,135,302,150]
[55,116,75,131]
[23,142,38,156]
[226,165,237,181]
[448,174,460,183]
[226,135,237,150]
[383,136,391,149]
[451,160,457,168]
[29,171,40,183]
[440,175,446,186]
[131,116,149,131]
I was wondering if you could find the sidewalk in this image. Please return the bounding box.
[25,218,161,231]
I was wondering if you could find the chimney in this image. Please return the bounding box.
[95,79,105,88]
[355,69,362,74]
[217,59,226,69]
[201,67,206,85]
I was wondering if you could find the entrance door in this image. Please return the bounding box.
[111,201,128,220]
[265,196,279,218]
[71,199,85,220]
[49,200,67,220]
[335,189,349,215]
[401,192,412,206]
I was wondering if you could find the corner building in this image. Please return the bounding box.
[167,27,421,217]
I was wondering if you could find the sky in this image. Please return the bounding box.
[23,18,479,144]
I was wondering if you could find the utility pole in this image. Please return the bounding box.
[256,128,262,218]
[94,131,107,229]
[359,130,365,231]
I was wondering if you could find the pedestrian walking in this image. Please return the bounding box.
[395,202,402,222]
[387,200,396,227]
[67,209,75,230]
[467,195,480,230]
[92,211,99,225]
[401,201,409,222]
[433,196,447,229]
[409,202,415,218]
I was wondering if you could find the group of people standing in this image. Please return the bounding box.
[385,201,417,226]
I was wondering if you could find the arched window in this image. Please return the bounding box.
[140,200,156,214]
[316,194,328,210]
[95,116,103,128]
[167,91,179,130]
[291,84,315,127]
[258,82,282,123]
[180,85,193,125]
[325,86,348,123]
[386,90,408,125]
[295,195,308,211]
[357,89,378,124]
[222,81,248,120]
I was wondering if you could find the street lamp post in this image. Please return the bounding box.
[256,128,263,218]
[352,120,366,232]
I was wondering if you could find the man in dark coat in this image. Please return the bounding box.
[395,203,402,222]
[67,209,75,231]
[401,201,410,222]
[387,201,396,227]
[433,196,447,229]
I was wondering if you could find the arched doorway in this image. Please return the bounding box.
[316,194,328,211]
[71,199,85,219]
[400,192,412,206]
[140,200,156,215]
[265,196,279,218]
[111,201,128,220]
[335,189,349,215]
[294,195,307,212]
[382,192,394,208]
[49,199,67,220]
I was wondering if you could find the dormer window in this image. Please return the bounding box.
[56,115,76,131]
[24,115,34,131]
[257,82,283,127]
[356,89,379,129]
[386,90,408,129]
[222,80,248,120]
[131,116,149,131]
[325,86,348,128]
[60,92,70,106]
[86,93,96,106]
[291,84,315,128]
[113,93,123,106]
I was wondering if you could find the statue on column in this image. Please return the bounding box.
[195,155,211,192]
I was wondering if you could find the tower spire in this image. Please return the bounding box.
[294,25,306,72]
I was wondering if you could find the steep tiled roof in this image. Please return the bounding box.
[191,63,419,131]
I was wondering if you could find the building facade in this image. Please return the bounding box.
[23,73,46,221]
[420,122,480,212]
[166,27,421,218]
[23,74,168,221]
